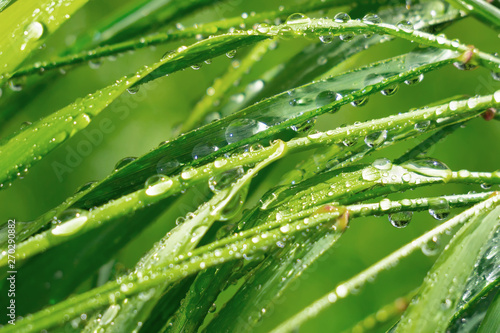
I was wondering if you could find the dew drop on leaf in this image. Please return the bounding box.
[361,166,381,181]
[339,32,354,42]
[428,197,450,220]
[388,211,413,228]
[192,142,219,160]
[362,13,381,24]
[402,158,451,181]
[414,120,431,132]
[396,20,414,33]
[145,174,172,196]
[51,209,89,236]
[334,12,350,23]
[114,157,137,171]
[225,119,269,144]
[285,13,311,25]
[24,21,45,41]
[351,97,369,107]
[421,236,440,256]
[404,74,424,85]
[372,158,392,170]
[208,167,244,193]
[315,90,342,107]
[364,130,387,148]
[381,84,399,96]
[319,33,334,44]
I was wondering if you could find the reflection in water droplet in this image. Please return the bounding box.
[145,174,173,196]
[428,197,450,220]
[24,21,45,41]
[396,20,414,33]
[334,12,350,23]
[351,97,369,107]
[340,32,354,42]
[404,74,424,85]
[208,167,244,193]
[225,119,269,144]
[422,236,440,256]
[414,120,431,132]
[361,167,380,181]
[402,158,452,181]
[286,13,311,25]
[362,14,381,24]
[381,84,399,96]
[364,130,387,148]
[388,211,412,228]
[319,33,334,44]
[114,157,136,171]
[372,158,392,170]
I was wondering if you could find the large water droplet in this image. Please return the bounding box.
[402,158,452,181]
[114,157,136,171]
[156,158,180,175]
[362,13,381,24]
[319,33,334,43]
[428,197,450,220]
[388,211,413,228]
[290,97,313,106]
[315,90,342,107]
[192,142,218,160]
[364,130,387,148]
[351,97,369,107]
[404,74,424,85]
[339,32,354,42]
[101,305,120,325]
[396,20,413,33]
[145,174,173,196]
[24,21,45,41]
[225,119,269,144]
[372,158,392,170]
[286,13,311,25]
[414,120,431,132]
[334,12,350,23]
[421,236,440,256]
[51,209,88,236]
[381,84,399,96]
[361,166,381,181]
[208,167,244,193]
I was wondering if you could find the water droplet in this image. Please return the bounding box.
[88,60,102,69]
[319,33,334,43]
[8,78,24,92]
[480,183,492,189]
[380,198,392,211]
[428,197,450,220]
[404,74,424,85]
[24,21,45,41]
[145,174,173,196]
[351,97,369,107]
[290,97,313,106]
[361,167,381,181]
[364,130,387,148]
[334,12,350,23]
[414,120,431,132]
[362,13,381,24]
[402,158,452,181]
[114,157,136,171]
[181,166,197,180]
[156,158,180,175]
[339,32,354,42]
[388,211,413,228]
[208,303,217,313]
[491,71,500,81]
[127,86,139,94]
[422,236,440,256]
[290,118,316,133]
[192,142,219,160]
[453,61,478,71]
[381,84,399,96]
[286,13,311,25]
[51,209,88,236]
[317,56,327,65]
[396,20,413,33]
[191,64,202,70]
[75,181,97,194]
[315,90,342,107]
[226,50,237,58]
[225,119,269,144]
[208,167,244,193]
[101,305,120,325]
[372,158,392,170]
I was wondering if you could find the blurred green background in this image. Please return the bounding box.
[0,0,499,331]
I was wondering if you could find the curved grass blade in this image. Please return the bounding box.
[444,0,500,30]
[269,195,500,333]
[0,0,89,86]
[478,289,500,333]
[394,207,500,332]
[71,47,462,211]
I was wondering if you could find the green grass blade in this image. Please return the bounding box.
[394,207,500,332]
[0,0,89,85]
[478,289,500,333]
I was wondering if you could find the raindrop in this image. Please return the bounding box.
[192,142,218,160]
[101,305,120,325]
[480,183,491,189]
[285,13,311,25]
[402,158,451,180]
[428,197,450,220]
[317,56,327,65]
[20,121,32,130]
[315,90,342,107]
[225,119,269,144]
[396,20,413,33]
[290,97,313,106]
[88,60,102,69]
[145,174,173,196]
[414,120,431,132]
[388,211,413,228]
[421,236,440,256]
[404,74,424,85]
[361,166,381,181]
[51,209,89,236]
[208,167,244,193]
[362,13,381,24]
[127,86,140,94]
[351,97,369,107]
[339,32,354,42]
[290,118,316,133]
[24,21,45,41]
[491,72,500,81]
[157,158,180,174]
[319,33,334,44]
[372,158,392,170]
[364,130,387,148]
[114,157,136,171]
[226,50,237,58]
[75,181,97,194]
[208,303,217,313]
[8,78,24,92]
[181,166,197,180]
[381,84,399,96]
[334,12,350,23]
[191,64,202,70]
